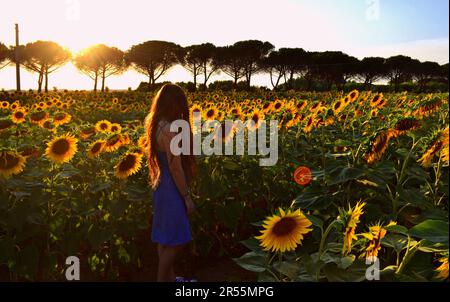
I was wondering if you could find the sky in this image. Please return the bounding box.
[0,0,448,90]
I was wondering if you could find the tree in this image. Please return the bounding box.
[233,40,274,87]
[384,55,416,92]
[356,57,387,90]
[411,60,442,91]
[259,50,288,89]
[181,45,203,89]
[279,48,310,88]
[0,43,10,70]
[309,51,359,90]
[216,46,245,86]
[440,63,449,83]
[125,41,182,86]
[196,43,220,88]
[11,41,71,92]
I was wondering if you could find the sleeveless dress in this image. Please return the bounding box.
[151,151,192,246]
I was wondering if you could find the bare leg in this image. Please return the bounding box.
[157,244,184,282]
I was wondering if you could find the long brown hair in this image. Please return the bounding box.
[145,84,196,189]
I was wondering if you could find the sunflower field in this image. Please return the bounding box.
[0,89,448,281]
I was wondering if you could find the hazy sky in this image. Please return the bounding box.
[0,0,448,89]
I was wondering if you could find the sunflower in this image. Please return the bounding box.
[435,257,449,280]
[138,135,148,149]
[0,101,9,110]
[255,208,312,253]
[247,109,264,131]
[370,93,383,107]
[104,134,124,152]
[332,99,345,115]
[203,107,218,121]
[114,152,143,179]
[419,127,448,167]
[0,151,26,178]
[296,100,308,112]
[348,89,360,102]
[370,109,378,118]
[339,201,365,255]
[293,166,312,186]
[303,115,315,133]
[365,130,396,165]
[95,120,112,133]
[110,123,122,134]
[29,111,49,125]
[393,117,420,136]
[11,109,26,124]
[79,126,96,140]
[361,222,394,258]
[45,134,78,164]
[87,140,106,158]
[261,102,272,113]
[272,100,283,112]
[53,112,72,126]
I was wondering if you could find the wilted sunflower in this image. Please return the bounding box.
[95,120,112,133]
[11,109,26,124]
[361,221,395,258]
[79,126,96,139]
[0,151,26,178]
[419,127,449,167]
[53,112,72,126]
[365,130,396,165]
[255,208,312,253]
[339,201,365,255]
[114,152,143,179]
[87,140,106,158]
[45,134,78,164]
[393,117,420,136]
[435,257,449,281]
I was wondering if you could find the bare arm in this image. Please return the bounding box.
[157,124,195,214]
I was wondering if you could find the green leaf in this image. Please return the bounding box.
[385,224,409,236]
[304,214,323,229]
[233,251,267,273]
[273,261,300,280]
[329,167,365,185]
[89,181,112,193]
[240,238,261,252]
[338,255,356,269]
[323,259,367,282]
[409,220,449,245]
[382,234,408,253]
[222,159,240,171]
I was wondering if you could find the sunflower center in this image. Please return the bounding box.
[91,142,103,153]
[15,112,24,119]
[275,103,281,109]
[334,102,341,110]
[272,217,297,236]
[118,154,137,171]
[0,153,19,170]
[206,110,214,118]
[52,139,70,155]
[100,123,108,130]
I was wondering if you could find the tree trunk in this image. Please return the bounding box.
[94,72,98,92]
[101,68,106,92]
[37,71,43,93]
[203,62,208,88]
[44,68,49,93]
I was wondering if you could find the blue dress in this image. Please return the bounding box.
[151,151,192,246]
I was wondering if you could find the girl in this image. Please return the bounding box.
[145,84,196,282]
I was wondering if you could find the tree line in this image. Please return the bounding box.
[0,40,448,92]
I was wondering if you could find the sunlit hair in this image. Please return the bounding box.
[144,84,196,189]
